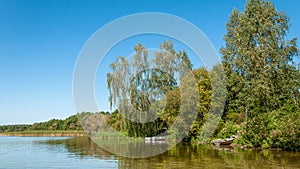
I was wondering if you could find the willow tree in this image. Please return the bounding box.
[221,0,299,118]
[107,41,193,137]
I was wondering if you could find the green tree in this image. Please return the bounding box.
[221,0,299,118]
[221,0,300,150]
[107,41,193,137]
[185,68,211,140]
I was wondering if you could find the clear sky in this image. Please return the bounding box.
[0,0,299,125]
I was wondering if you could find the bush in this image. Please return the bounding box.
[237,104,300,151]
[225,112,245,124]
[216,121,240,139]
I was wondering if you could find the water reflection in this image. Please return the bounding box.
[45,137,115,160]
[91,136,173,158]
[42,137,300,169]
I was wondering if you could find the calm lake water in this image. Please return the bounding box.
[0,136,299,169]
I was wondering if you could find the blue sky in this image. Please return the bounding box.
[0,0,299,125]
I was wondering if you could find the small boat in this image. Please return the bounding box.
[145,136,167,144]
[212,135,237,146]
[145,136,166,141]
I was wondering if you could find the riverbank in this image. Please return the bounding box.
[0,130,87,137]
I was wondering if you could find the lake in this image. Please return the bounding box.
[0,136,299,169]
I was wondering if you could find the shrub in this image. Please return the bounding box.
[237,104,300,151]
[216,121,240,139]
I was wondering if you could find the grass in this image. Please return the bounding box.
[0,130,86,136]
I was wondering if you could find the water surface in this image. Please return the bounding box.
[0,136,299,169]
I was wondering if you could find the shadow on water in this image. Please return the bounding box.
[41,136,300,169]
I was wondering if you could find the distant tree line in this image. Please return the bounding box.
[0,124,31,132]
[0,111,110,132]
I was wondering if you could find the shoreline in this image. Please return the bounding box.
[0,132,292,152]
[0,131,87,137]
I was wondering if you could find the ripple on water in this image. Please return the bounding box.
[0,137,299,169]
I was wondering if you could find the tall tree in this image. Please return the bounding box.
[221,0,299,117]
[107,41,194,137]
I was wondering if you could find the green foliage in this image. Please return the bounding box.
[216,121,240,139]
[236,104,300,151]
[0,113,84,132]
[185,68,212,140]
[62,115,82,130]
[0,124,31,132]
[221,0,299,116]
[215,0,300,151]
[225,112,245,124]
[106,41,194,138]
